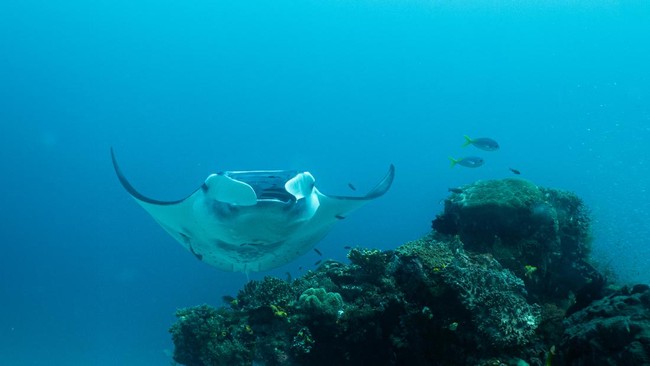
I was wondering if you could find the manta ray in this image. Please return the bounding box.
[111,148,395,273]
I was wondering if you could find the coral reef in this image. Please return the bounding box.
[559,284,650,365]
[169,305,254,366]
[432,178,602,305]
[441,251,541,348]
[167,178,644,365]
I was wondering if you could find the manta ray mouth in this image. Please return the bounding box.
[223,170,299,203]
[215,238,286,262]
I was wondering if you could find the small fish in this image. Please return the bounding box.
[335,214,345,220]
[449,156,484,168]
[314,248,322,256]
[347,183,357,191]
[222,295,236,304]
[524,265,538,279]
[448,187,463,194]
[509,167,521,175]
[462,135,499,151]
[314,260,322,266]
[285,272,292,282]
[343,246,352,250]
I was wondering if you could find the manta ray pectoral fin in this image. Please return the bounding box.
[363,164,395,200]
[111,148,202,249]
[204,174,257,206]
[313,164,395,222]
[111,147,190,206]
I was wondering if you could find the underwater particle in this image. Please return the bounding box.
[337,309,345,320]
[509,167,521,175]
[462,135,500,151]
[449,156,484,168]
[314,248,322,256]
[347,183,357,191]
[421,306,433,320]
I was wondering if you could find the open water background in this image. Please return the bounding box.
[1,1,649,364]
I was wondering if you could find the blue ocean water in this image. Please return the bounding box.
[1,0,648,364]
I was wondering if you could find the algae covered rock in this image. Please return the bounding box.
[395,233,455,272]
[169,305,254,366]
[433,178,599,303]
[442,251,541,348]
[347,248,392,278]
[236,275,297,311]
[433,179,556,249]
[559,284,650,365]
[433,178,591,262]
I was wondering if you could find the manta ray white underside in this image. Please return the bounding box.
[111,149,395,273]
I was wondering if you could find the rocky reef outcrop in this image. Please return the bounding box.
[168,178,649,365]
[558,284,650,365]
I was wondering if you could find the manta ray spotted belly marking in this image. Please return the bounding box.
[111,148,394,273]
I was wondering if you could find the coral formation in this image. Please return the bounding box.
[559,284,650,365]
[297,288,344,318]
[167,178,643,365]
[432,178,601,305]
[442,251,541,348]
[169,305,254,366]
